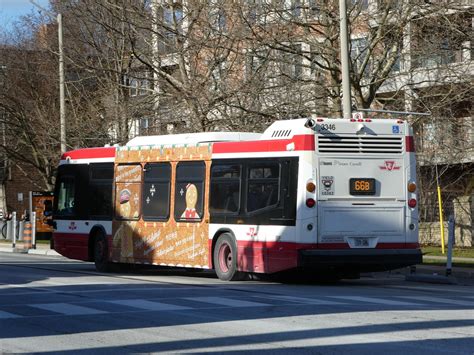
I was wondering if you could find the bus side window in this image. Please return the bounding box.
[142,163,171,221]
[115,164,142,220]
[89,164,114,219]
[175,161,205,222]
[247,163,280,213]
[56,176,76,216]
[210,164,241,214]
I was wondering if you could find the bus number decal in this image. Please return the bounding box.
[319,124,336,131]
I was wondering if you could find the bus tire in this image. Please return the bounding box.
[214,233,242,281]
[94,232,111,272]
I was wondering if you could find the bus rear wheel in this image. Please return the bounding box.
[94,232,112,272]
[214,233,242,281]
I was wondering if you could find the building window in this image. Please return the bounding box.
[163,5,183,33]
[125,75,149,97]
[351,37,370,76]
[142,163,171,221]
[280,44,303,80]
[175,161,205,222]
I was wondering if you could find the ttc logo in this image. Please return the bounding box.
[380,161,400,171]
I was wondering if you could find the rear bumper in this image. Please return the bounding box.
[298,248,422,272]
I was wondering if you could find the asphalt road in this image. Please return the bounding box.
[0,252,473,354]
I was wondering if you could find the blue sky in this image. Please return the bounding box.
[0,0,50,31]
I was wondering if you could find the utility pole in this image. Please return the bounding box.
[58,13,66,153]
[30,1,66,153]
[339,0,352,119]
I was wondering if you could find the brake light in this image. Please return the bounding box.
[408,182,417,193]
[408,199,417,208]
[405,136,415,152]
[365,119,372,122]
[317,118,324,122]
[306,198,316,208]
[350,118,356,122]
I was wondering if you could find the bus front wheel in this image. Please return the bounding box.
[214,233,242,281]
[94,232,111,272]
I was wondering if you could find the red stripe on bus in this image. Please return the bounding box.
[61,147,116,160]
[212,134,315,154]
[53,232,91,261]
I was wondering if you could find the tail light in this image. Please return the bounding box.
[306,198,316,208]
[408,182,417,193]
[405,136,415,152]
[408,199,417,208]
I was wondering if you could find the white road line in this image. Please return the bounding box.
[399,296,474,307]
[108,299,191,311]
[264,295,345,305]
[0,310,20,319]
[186,297,269,308]
[386,284,474,294]
[31,303,107,315]
[330,296,420,306]
[0,286,197,297]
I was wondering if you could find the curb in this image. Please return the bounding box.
[0,246,60,257]
[405,273,458,285]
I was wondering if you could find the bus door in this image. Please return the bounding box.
[316,131,406,248]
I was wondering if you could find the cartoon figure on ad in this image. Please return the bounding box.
[113,189,136,261]
[181,183,200,219]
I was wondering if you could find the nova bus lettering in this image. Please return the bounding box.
[52,118,422,281]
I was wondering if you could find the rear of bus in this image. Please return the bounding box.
[300,118,422,273]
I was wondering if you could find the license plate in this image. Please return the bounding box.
[349,178,376,195]
[354,237,369,247]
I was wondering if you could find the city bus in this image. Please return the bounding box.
[52,117,422,280]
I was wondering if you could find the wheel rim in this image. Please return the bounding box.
[218,242,232,273]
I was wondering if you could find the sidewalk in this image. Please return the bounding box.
[0,240,60,256]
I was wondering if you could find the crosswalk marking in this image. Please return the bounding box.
[399,296,474,307]
[108,299,191,311]
[186,297,269,307]
[331,296,420,306]
[0,310,20,319]
[31,303,107,316]
[2,293,473,320]
[265,295,344,305]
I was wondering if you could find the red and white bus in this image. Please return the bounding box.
[52,117,421,280]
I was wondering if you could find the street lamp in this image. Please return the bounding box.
[30,1,66,153]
